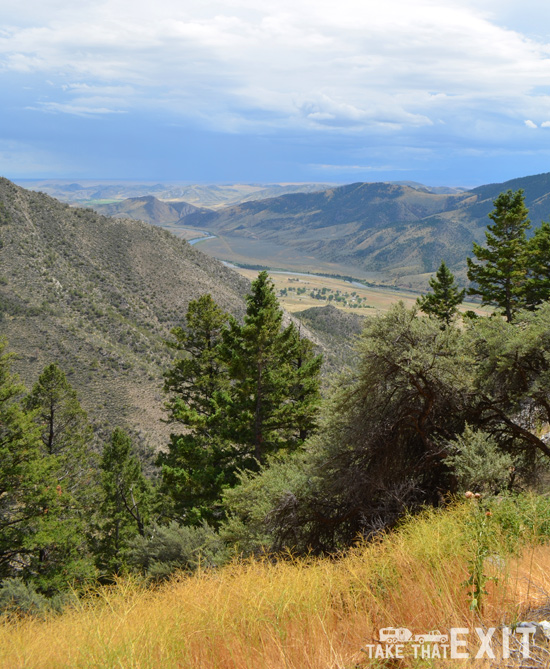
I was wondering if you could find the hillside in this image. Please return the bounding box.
[0,178,250,448]
[293,304,365,370]
[92,195,204,227]
[180,173,550,286]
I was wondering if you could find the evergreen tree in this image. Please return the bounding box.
[158,295,233,526]
[416,261,465,326]
[25,363,96,498]
[163,294,230,430]
[24,364,98,591]
[0,342,94,592]
[467,189,531,322]
[0,340,50,578]
[97,428,151,575]
[525,221,550,308]
[221,271,322,467]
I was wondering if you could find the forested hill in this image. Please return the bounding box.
[179,172,550,282]
[0,178,250,447]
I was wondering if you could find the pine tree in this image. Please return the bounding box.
[525,221,550,308]
[97,428,151,575]
[23,363,98,591]
[467,189,531,322]
[221,271,322,466]
[0,340,51,578]
[158,294,233,525]
[416,261,465,326]
[163,294,230,430]
[25,363,96,498]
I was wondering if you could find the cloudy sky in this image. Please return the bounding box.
[2,0,550,185]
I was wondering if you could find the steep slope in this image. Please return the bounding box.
[293,304,365,371]
[180,173,550,282]
[0,178,249,447]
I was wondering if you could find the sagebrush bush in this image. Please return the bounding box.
[444,424,514,494]
[126,521,227,580]
[0,579,49,618]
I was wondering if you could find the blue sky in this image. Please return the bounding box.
[2,0,550,186]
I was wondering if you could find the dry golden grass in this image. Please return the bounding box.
[1,503,549,669]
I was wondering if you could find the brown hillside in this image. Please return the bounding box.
[0,178,249,448]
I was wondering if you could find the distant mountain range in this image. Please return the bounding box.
[177,172,550,286]
[15,173,550,291]
[15,181,336,208]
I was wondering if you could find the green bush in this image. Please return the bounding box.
[444,425,514,494]
[127,522,227,580]
[0,579,49,618]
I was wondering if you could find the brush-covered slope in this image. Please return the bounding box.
[293,304,364,370]
[0,178,249,447]
[181,173,550,281]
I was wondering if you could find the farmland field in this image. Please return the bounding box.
[234,268,489,316]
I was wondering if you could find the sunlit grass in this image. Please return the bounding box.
[1,500,548,668]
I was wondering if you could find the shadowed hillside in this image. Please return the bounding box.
[294,304,365,370]
[0,178,249,447]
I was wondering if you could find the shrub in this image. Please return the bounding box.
[0,579,49,618]
[126,522,227,580]
[444,425,514,494]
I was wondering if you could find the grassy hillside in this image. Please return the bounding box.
[0,177,249,447]
[1,497,549,668]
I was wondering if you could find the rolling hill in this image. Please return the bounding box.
[92,195,205,227]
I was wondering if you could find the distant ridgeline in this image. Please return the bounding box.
[175,172,550,283]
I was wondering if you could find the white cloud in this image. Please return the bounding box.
[2,0,550,136]
[27,102,128,117]
[542,121,550,128]
[525,119,538,128]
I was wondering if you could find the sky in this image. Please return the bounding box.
[2,0,550,186]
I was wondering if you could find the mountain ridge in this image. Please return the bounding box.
[176,172,550,285]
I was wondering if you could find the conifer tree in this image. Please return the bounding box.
[0,341,50,578]
[24,363,98,590]
[525,221,550,308]
[416,261,465,326]
[467,189,530,322]
[163,294,230,430]
[25,363,96,498]
[158,294,233,525]
[221,271,322,466]
[97,428,151,574]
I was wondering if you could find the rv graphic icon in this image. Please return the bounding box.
[378,628,449,644]
[378,628,413,643]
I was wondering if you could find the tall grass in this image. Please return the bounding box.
[1,496,549,668]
